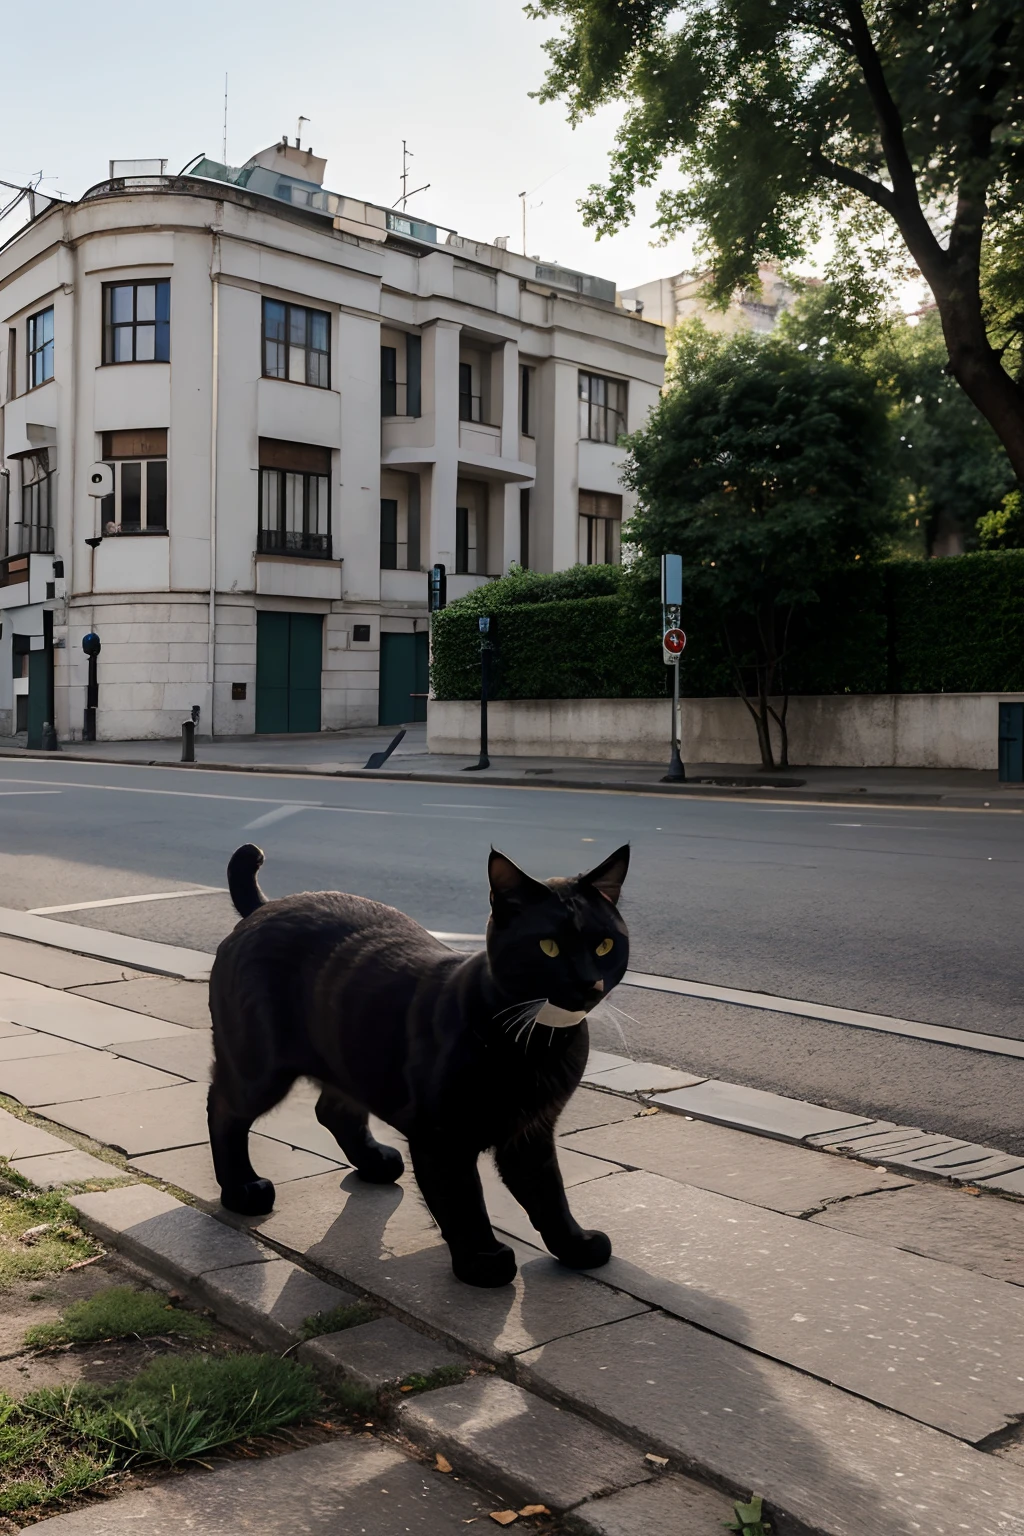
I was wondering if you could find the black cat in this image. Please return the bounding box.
[207,841,630,1288]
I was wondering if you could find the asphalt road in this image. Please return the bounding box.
[1,758,1023,1150]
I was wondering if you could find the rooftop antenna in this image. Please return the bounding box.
[395,140,430,211]
[222,74,228,165]
[519,168,565,255]
[296,115,309,150]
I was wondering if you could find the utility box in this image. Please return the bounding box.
[998,701,1024,782]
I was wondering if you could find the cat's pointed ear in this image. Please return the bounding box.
[489,849,550,911]
[580,844,630,906]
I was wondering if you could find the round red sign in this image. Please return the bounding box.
[663,627,687,654]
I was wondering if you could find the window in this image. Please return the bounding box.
[519,488,530,569]
[381,347,398,416]
[103,281,170,364]
[379,474,421,570]
[459,361,482,422]
[578,491,622,566]
[455,479,488,575]
[15,451,54,554]
[262,299,330,388]
[579,372,626,443]
[380,332,421,417]
[520,365,532,436]
[100,430,167,534]
[258,438,331,558]
[27,308,54,389]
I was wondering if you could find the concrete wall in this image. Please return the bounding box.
[427,693,1024,770]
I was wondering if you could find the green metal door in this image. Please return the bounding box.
[27,650,49,750]
[255,612,322,734]
[379,632,428,726]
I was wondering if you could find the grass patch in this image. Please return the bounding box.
[299,1300,377,1340]
[325,1379,377,1415]
[397,1363,469,1395]
[0,1171,100,1292]
[0,1392,111,1515]
[726,1494,773,1535]
[25,1286,213,1350]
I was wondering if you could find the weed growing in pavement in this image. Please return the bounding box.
[324,1378,377,1415]
[0,1392,112,1515]
[0,1166,100,1290]
[725,1493,773,1535]
[25,1286,214,1350]
[397,1363,470,1395]
[299,1300,377,1340]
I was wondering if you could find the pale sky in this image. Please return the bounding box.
[0,0,704,290]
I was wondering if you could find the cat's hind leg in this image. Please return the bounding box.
[208,1070,292,1216]
[315,1089,405,1184]
[496,1131,611,1270]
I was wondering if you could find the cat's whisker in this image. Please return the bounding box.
[494,997,546,1021]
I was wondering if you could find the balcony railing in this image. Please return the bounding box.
[257,527,332,560]
[8,523,54,555]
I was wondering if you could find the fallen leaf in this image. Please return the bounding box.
[489,1512,518,1526]
[964,1186,981,1196]
[518,1506,549,1517]
[400,1385,415,1392]
[636,1106,660,1117]
[645,1453,669,1467]
[436,1454,453,1473]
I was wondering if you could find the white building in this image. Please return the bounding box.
[0,141,665,743]
[620,265,800,335]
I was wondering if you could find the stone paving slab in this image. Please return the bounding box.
[131,1135,346,1202]
[253,1099,354,1161]
[31,1437,493,1533]
[70,1183,273,1283]
[572,1473,736,1535]
[0,1018,20,1036]
[400,1375,651,1512]
[46,1080,210,1155]
[2,1048,185,1107]
[11,1148,128,1187]
[584,1051,633,1074]
[110,1032,214,1080]
[0,1105,73,1159]
[979,1167,1024,1197]
[0,990,190,1047]
[582,1061,705,1094]
[0,936,144,990]
[560,1169,1024,1443]
[0,1026,85,1061]
[811,1183,1024,1288]
[254,1170,650,1360]
[556,1087,639,1135]
[651,1079,871,1142]
[0,907,212,982]
[196,1256,354,1349]
[70,975,212,1029]
[894,1143,1024,1180]
[518,1312,1024,1536]
[561,1111,912,1216]
[301,1316,464,1393]
[806,1118,903,1147]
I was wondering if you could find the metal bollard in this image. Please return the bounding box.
[181,719,196,763]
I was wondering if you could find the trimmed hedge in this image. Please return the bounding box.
[430,553,1024,701]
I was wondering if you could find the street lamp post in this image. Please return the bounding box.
[463,615,491,772]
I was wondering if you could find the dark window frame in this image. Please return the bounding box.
[14,451,55,554]
[381,346,398,416]
[261,298,331,390]
[380,497,399,569]
[27,307,54,390]
[258,460,332,560]
[102,280,170,365]
[520,364,532,437]
[458,361,482,423]
[578,371,627,444]
[100,432,168,536]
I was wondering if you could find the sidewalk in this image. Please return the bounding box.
[2,723,1022,808]
[2,928,1024,1532]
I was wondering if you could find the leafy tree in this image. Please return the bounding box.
[624,332,897,766]
[978,486,1024,547]
[530,0,1024,481]
[779,294,1017,553]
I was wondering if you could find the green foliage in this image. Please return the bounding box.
[25,1353,320,1469]
[397,1364,469,1395]
[299,1300,377,1340]
[0,1390,111,1514]
[0,1179,100,1291]
[25,1286,213,1350]
[528,0,1024,478]
[725,1492,773,1535]
[978,489,1024,550]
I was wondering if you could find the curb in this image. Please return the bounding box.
[1,745,1020,811]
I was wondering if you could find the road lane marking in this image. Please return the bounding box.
[244,804,311,830]
[29,887,226,915]
[622,970,1024,1060]
[0,790,61,796]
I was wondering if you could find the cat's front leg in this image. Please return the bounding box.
[409,1134,517,1288]
[496,1132,612,1270]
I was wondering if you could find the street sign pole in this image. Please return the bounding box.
[661,555,685,783]
[463,615,491,772]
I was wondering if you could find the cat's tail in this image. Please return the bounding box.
[227,843,267,919]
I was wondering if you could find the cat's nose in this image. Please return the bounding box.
[591,979,604,993]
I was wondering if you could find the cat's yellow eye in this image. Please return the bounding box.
[596,938,614,957]
[539,938,559,958]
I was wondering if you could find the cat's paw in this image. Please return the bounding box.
[355,1145,405,1185]
[451,1243,518,1288]
[549,1228,612,1270]
[220,1178,276,1216]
